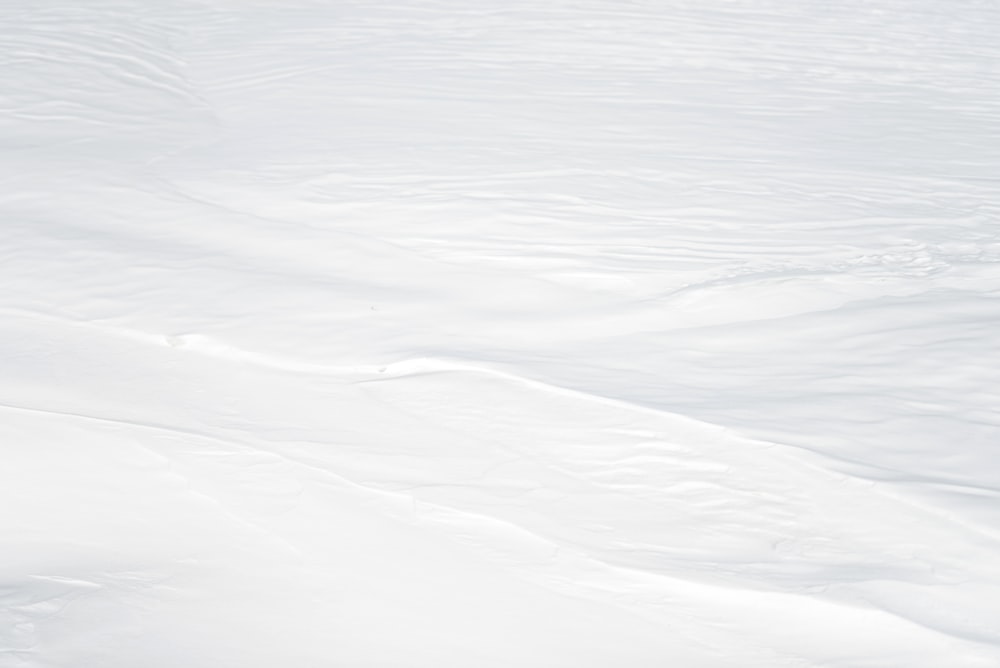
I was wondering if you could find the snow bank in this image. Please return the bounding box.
[3,1,999,666]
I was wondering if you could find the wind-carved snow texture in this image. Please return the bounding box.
[2,1,1000,666]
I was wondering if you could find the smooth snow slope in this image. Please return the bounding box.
[3,1,1000,666]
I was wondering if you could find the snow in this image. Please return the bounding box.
[3,0,1000,666]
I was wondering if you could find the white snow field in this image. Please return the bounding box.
[2,0,1000,666]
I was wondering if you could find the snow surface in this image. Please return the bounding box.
[3,1,1000,666]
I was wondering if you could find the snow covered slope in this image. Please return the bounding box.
[3,1,1000,666]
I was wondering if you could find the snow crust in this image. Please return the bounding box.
[3,1,1000,666]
